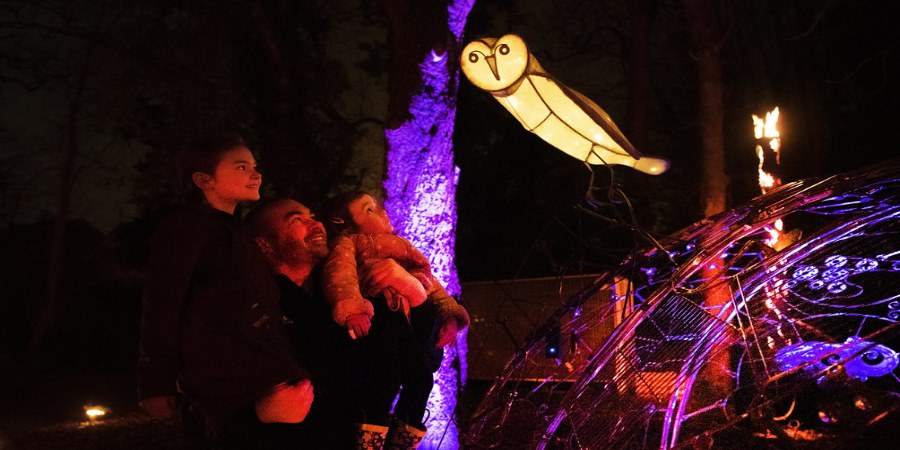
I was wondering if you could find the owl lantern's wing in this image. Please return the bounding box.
[555,81,642,159]
[498,71,633,165]
[530,72,670,174]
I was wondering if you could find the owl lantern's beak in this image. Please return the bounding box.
[485,54,501,81]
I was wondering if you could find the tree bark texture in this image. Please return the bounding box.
[682,0,727,217]
[380,0,475,447]
[27,44,94,358]
[625,0,655,151]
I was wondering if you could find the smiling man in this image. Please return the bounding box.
[247,198,445,449]
[245,198,353,449]
[250,199,331,285]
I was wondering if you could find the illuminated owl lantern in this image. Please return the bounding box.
[460,34,669,175]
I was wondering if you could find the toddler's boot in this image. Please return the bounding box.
[385,419,426,450]
[356,423,389,450]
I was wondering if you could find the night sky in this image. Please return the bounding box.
[1,1,898,248]
[454,0,900,279]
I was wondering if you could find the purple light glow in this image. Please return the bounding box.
[384,53,462,296]
[382,2,475,448]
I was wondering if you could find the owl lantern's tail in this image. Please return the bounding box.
[631,155,670,175]
[589,145,670,175]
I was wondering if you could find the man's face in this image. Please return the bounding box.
[264,199,329,265]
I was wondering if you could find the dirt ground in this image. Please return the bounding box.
[1,413,192,450]
[0,363,193,450]
[0,368,490,450]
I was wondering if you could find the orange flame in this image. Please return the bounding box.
[752,107,781,194]
[753,107,780,140]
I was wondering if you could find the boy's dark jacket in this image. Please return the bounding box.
[137,204,307,430]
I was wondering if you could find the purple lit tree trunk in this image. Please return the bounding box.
[380,0,475,448]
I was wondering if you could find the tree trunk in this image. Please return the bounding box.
[682,0,727,217]
[625,0,654,151]
[26,44,93,358]
[380,0,475,447]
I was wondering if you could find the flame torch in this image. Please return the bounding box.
[752,107,782,194]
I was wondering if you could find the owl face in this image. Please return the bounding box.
[460,34,529,92]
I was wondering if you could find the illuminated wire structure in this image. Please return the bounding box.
[464,159,900,449]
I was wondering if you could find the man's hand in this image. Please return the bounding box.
[435,320,459,348]
[345,313,372,339]
[139,395,177,421]
[255,379,315,424]
[360,259,427,307]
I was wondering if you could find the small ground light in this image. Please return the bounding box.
[84,405,107,421]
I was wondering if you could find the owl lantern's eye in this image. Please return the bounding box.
[468,52,479,63]
[498,44,510,55]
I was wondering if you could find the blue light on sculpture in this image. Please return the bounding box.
[775,338,900,382]
[466,159,900,449]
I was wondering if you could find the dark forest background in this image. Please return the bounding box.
[1,0,898,439]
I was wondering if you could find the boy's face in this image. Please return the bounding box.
[348,194,393,234]
[199,146,262,209]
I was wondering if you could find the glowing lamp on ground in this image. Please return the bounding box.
[460,34,669,175]
[84,405,107,421]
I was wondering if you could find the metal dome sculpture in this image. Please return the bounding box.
[464,159,900,449]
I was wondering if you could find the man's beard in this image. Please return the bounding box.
[277,238,327,266]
